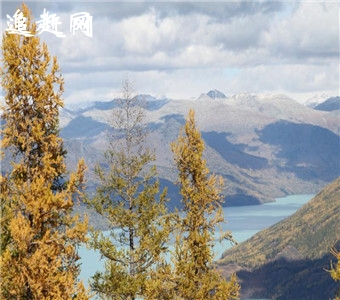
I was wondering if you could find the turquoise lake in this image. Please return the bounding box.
[78,194,314,289]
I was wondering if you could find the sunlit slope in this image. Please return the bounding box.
[219,176,340,267]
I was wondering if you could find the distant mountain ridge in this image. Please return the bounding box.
[58,91,340,207]
[218,177,340,299]
[314,96,340,112]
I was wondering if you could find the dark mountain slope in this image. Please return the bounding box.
[258,121,340,181]
[61,116,110,139]
[234,253,339,299]
[314,96,340,112]
[202,131,268,170]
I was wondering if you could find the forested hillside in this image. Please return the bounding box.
[218,177,340,299]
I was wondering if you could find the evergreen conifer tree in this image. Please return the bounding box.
[170,109,240,299]
[0,4,89,299]
[87,79,169,300]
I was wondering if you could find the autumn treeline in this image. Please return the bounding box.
[0,4,239,300]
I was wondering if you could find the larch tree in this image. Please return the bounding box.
[170,109,240,300]
[0,4,89,299]
[329,247,340,299]
[87,78,169,300]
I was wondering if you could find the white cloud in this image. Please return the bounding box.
[1,1,338,105]
[262,2,339,60]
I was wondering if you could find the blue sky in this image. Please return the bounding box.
[1,1,339,105]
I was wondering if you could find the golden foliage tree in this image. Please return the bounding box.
[0,4,89,299]
[329,247,340,299]
[87,79,169,300]
[170,109,240,299]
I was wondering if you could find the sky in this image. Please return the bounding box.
[1,1,339,106]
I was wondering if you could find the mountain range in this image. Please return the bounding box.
[58,91,340,207]
[217,176,340,299]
